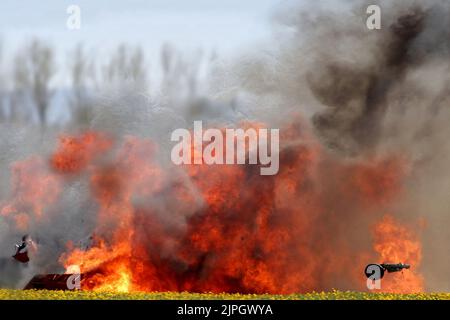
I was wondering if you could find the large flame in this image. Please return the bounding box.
[2,119,425,294]
[1,157,61,231]
[373,215,424,293]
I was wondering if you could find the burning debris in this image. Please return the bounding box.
[365,263,411,280]
[12,235,35,264]
[24,274,79,291]
[381,263,411,274]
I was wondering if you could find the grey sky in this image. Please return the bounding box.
[0,0,283,58]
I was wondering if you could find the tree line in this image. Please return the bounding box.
[0,39,213,128]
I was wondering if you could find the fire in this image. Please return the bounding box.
[62,238,134,292]
[51,131,112,174]
[103,268,132,293]
[1,157,61,230]
[1,120,426,294]
[373,215,424,293]
[58,135,163,292]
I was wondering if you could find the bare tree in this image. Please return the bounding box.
[68,44,95,126]
[102,44,148,92]
[11,51,31,123]
[13,39,56,126]
[160,44,204,103]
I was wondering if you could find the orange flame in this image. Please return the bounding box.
[51,131,112,174]
[373,215,424,293]
[1,157,61,230]
[1,120,425,294]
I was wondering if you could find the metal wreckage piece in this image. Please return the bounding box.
[12,235,34,263]
[365,263,410,280]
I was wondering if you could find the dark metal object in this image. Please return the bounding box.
[24,274,81,290]
[12,235,31,263]
[381,263,410,273]
[365,263,410,280]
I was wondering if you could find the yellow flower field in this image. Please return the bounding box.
[0,289,449,300]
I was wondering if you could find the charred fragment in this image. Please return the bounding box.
[365,263,411,280]
[24,274,80,291]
